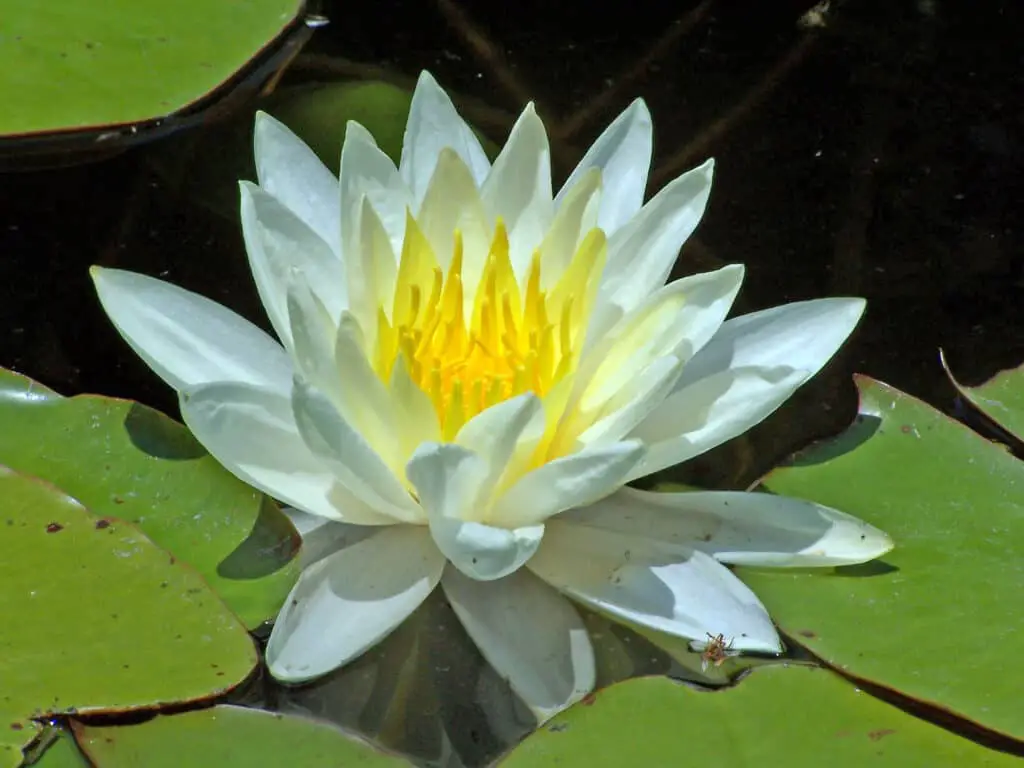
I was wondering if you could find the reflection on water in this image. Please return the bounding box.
[1,0,1020,764]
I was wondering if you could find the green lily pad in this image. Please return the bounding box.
[22,730,89,768]
[70,706,406,768]
[0,0,305,138]
[942,352,1024,443]
[0,468,256,767]
[738,375,1024,742]
[0,368,299,629]
[501,667,1019,766]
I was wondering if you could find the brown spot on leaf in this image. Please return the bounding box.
[10,722,23,730]
[868,729,896,741]
[95,519,111,530]
[797,629,817,638]
[46,522,63,533]
[581,692,597,706]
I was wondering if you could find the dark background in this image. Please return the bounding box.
[1,0,1020,485]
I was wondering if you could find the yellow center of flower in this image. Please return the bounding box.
[373,212,607,441]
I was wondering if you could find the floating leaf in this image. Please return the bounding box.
[0,0,306,139]
[0,468,256,766]
[21,730,88,768]
[942,351,1024,443]
[71,706,405,768]
[0,368,299,629]
[501,667,1020,766]
[739,375,1024,742]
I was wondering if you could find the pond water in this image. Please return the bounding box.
[1,1,1021,765]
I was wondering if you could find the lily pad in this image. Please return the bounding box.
[0,0,306,138]
[0,368,299,629]
[70,706,405,768]
[942,351,1024,443]
[22,730,88,768]
[739,375,1024,742]
[501,667,1019,766]
[0,467,256,767]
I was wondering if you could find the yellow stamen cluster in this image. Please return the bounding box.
[373,212,606,440]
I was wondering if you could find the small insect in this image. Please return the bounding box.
[699,632,735,672]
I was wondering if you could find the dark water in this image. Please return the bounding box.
[1,0,1021,763]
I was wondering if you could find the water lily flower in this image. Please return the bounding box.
[91,71,892,721]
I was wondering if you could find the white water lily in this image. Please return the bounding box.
[91,71,892,722]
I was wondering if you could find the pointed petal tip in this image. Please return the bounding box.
[266,658,328,685]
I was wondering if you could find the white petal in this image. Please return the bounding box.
[594,159,715,328]
[556,99,653,234]
[241,183,346,350]
[442,567,595,722]
[417,147,491,283]
[389,356,441,458]
[574,356,683,447]
[91,267,292,393]
[480,104,553,276]
[454,394,545,519]
[347,196,399,338]
[430,516,544,581]
[562,487,894,567]
[281,509,378,569]
[292,378,422,523]
[674,297,866,394]
[286,280,338,397]
[400,71,490,205]
[577,265,745,411]
[530,520,781,653]
[338,120,408,307]
[540,168,602,284]
[629,365,807,480]
[406,443,543,580]
[491,441,646,529]
[266,525,444,682]
[331,312,402,467]
[253,111,340,256]
[180,381,394,525]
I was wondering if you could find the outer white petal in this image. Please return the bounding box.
[442,567,595,722]
[674,297,866,394]
[407,443,543,580]
[480,103,553,276]
[91,267,292,393]
[180,382,394,525]
[556,98,653,234]
[593,159,715,330]
[629,366,807,480]
[562,487,894,567]
[281,508,378,569]
[490,441,646,529]
[400,71,490,205]
[253,111,341,256]
[241,182,346,350]
[530,520,781,653]
[266,525,445,682]
[291,378,422,523]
